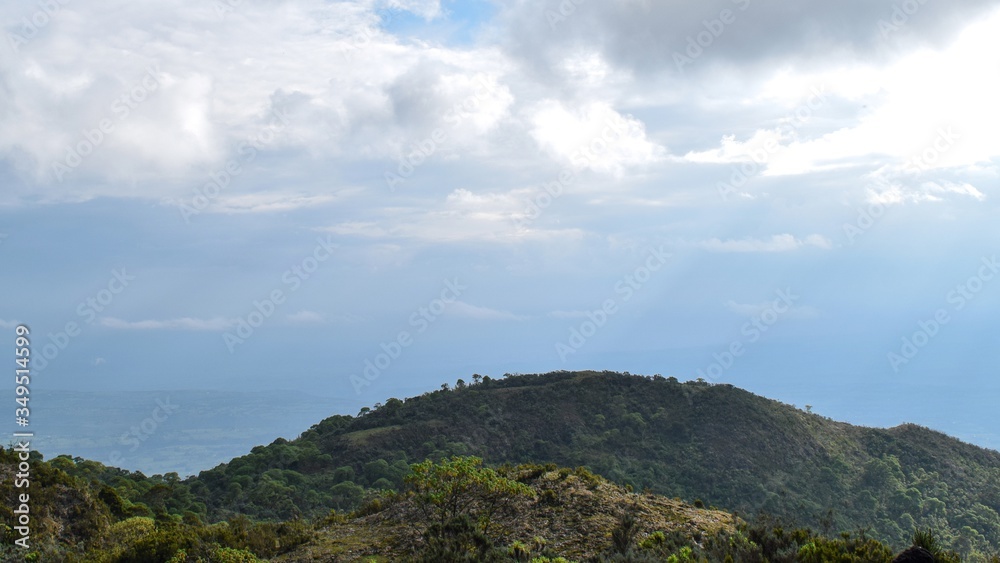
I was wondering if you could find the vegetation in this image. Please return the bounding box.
[275,457,738,561]
[3,370,1000,561]
[0,448,312,562]
[175,371,1000,557]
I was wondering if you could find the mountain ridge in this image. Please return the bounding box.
[186,370,1000,556]
[6,370,999,560]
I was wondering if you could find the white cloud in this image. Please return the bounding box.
[324,221,392,238]
[287,310,325,324]
[0,0,515,203]
[382,0,443,20]
[100,317,236,331]
[725,300,820,320]
[924,181,986,201]
[321,187,588,244]
[683,129,789,166]
[0,319,21,329]
[547,310,591,319]
[761,12,1000,178]
[529,101,665,175]
[698,234,831,253]
[447,301,527,321]
[177,192,351,215]
[865,180,987,206]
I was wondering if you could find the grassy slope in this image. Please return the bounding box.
[273,463,737,562]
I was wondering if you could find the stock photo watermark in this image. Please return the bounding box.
[222,236,336,352]
[673,0,751,73]
[349,278,467,394]
[340,5,404,59]
[213,0,245,18]
[178,106,292,222]
[904,127,958,173]
[878,0,933,40]
[51,66,163,182]
[384,75,503,191]
[6,0,71,53]
[32,269,135,373]
[697,288,800,382]
[717,85,827,201]
[887,256,998,372]
[108,397,180,467]
[545,0,588,30]
[513,113,634,230]
[843,126,958,244]
[842,200,887,244]
[555,246,670,361]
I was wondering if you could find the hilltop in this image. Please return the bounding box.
[185,371,1000,555]
[4,370,1000,560]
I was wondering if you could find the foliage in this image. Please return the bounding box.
[0,447,313,562]
[404,456,532,540]
[5,371,1000,561]
[185,370,999,558]
[912,528,961,563]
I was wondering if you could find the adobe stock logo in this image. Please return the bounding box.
[697,288,800,382]
[108,397,180,467]
[349,278,467,394]
[887,256,998,372]
[555,247,670,361]
[673,0,751,72]
[223,236,336,352]
[6,0,70,53]
[51,66,164,182]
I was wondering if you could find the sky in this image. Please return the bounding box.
[2,0,999,474]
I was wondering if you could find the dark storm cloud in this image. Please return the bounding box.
[501,0,1000,75]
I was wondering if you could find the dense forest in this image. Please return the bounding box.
[3,371,1000,561]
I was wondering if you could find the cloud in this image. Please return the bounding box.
[100,317,236,331]
[547,310,591,319]
[320,187,588,244]
[731,15,1000,179]
[447,301,527,321]
[286,310,325,324]
[698,234,831,253]
[5,0,998,220]
[865,180,988,206]
[383,0,444,21]
[924,182,986,201]
[0,319,21,329]
[0,0,515,202]
[725,300,820,319]
[178,193,350,215]
[93,357,106,366]
[529,101,665,175]
[501,0,999,78]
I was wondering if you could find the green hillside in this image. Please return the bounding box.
[4,370,1000,561]
[0,450,958,562]
[189,371,1000,557]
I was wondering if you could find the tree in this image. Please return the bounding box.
[404,456,532,540]
[912,529,961,563]
[610,510,640,555]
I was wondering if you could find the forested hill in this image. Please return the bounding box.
[188,371,1000,555]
